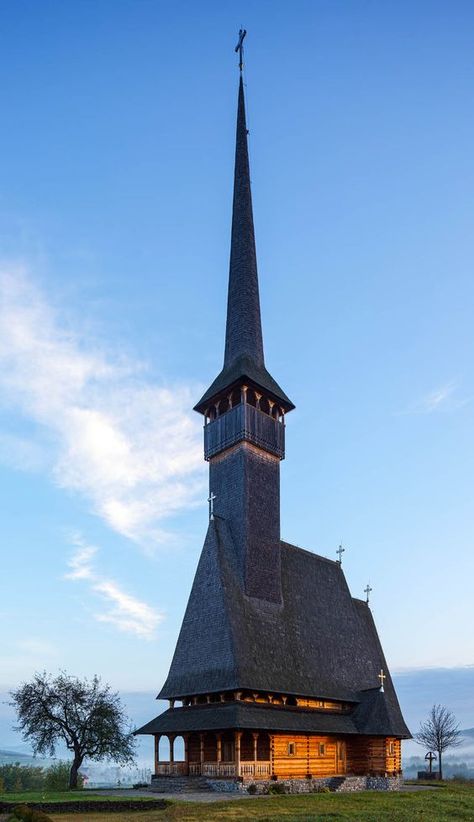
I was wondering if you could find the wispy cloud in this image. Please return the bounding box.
[65,536,163,640]
[0,264,205,548]
[400,381,469,415]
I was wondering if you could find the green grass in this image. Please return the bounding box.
[0,791,157,803]
[44,784,474,822]
[2,784,474,821]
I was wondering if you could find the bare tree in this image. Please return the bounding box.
[10,671,136,788]
[415,704,463,780]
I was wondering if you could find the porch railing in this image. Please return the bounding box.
[157,761,271,778]
[155,762,188,776]
[201,762,237,777]
[240,761,271,778]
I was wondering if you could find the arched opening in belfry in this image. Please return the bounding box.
[219,397,230,415]
[246,388,257,407]
[259,396,270,415]
[231,387,242,406]
[286,695,297,706]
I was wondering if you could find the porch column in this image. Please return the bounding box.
[169,735,175,764]
[199,733,205,764]
[252,732,259,764]
[184,735,189,775]
[235,731,242,777]
[216,733,222,764]
[154,734,161,772]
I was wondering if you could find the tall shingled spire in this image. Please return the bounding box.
[194,70,293,415]
[224,76,264,369]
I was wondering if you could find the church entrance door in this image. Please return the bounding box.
[336,741,346,774]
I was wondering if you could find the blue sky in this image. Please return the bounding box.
[1,0,473,719]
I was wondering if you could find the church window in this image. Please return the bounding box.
[318,743,326,756]
[388,741,395,755]
[287,742,296,756]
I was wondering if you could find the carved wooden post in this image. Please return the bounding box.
[241,385,248,404]
[184,735,189,775]
[252,733,259,765]
[155,734,161,773]
[235,731,242,777]
[199,733,205,765]
[216,733,222,764]
[169,735,175,764]
[169,698,175,709]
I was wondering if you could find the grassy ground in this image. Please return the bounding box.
[2,784,473,821]
[0,793,157,803]
[42,785,474,822]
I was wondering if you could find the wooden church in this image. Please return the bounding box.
[136,39,410,790]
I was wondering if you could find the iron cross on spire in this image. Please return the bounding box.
[336,544,345,565]
[208,491,216,521]
[364,583,373,604]
[378,669,386,692]
[235,28,247,72]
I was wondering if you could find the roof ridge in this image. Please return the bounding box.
[280,540,341,566]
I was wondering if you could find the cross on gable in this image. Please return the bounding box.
[378,669,386,692]
[364,583,373,604]
[336,544,345,565]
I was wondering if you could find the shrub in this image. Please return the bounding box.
[132,782,149,789]
[312,785,330,793]
[268,782,287,794]
[247,783,257,794]
[0,764,45,792]
[44,761,83,791]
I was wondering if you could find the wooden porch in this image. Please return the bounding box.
[154,730,271,779]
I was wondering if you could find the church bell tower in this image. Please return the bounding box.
[194,75,294,603]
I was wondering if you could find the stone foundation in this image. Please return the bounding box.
[150,774,404,794]
[243,775,403,794]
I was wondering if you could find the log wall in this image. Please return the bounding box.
[271,735,401,778]
[346,736,401,775]
[271,735,339,778]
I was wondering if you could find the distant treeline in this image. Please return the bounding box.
[0,761,84,792]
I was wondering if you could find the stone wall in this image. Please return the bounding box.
[150,773,404,794]
[242,774,404,794]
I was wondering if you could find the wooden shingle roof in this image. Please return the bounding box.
[154,518,410,738]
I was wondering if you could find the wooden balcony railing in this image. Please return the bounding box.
[157,761,271,778]
[204,403,285,460]
[155,762,188,776]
